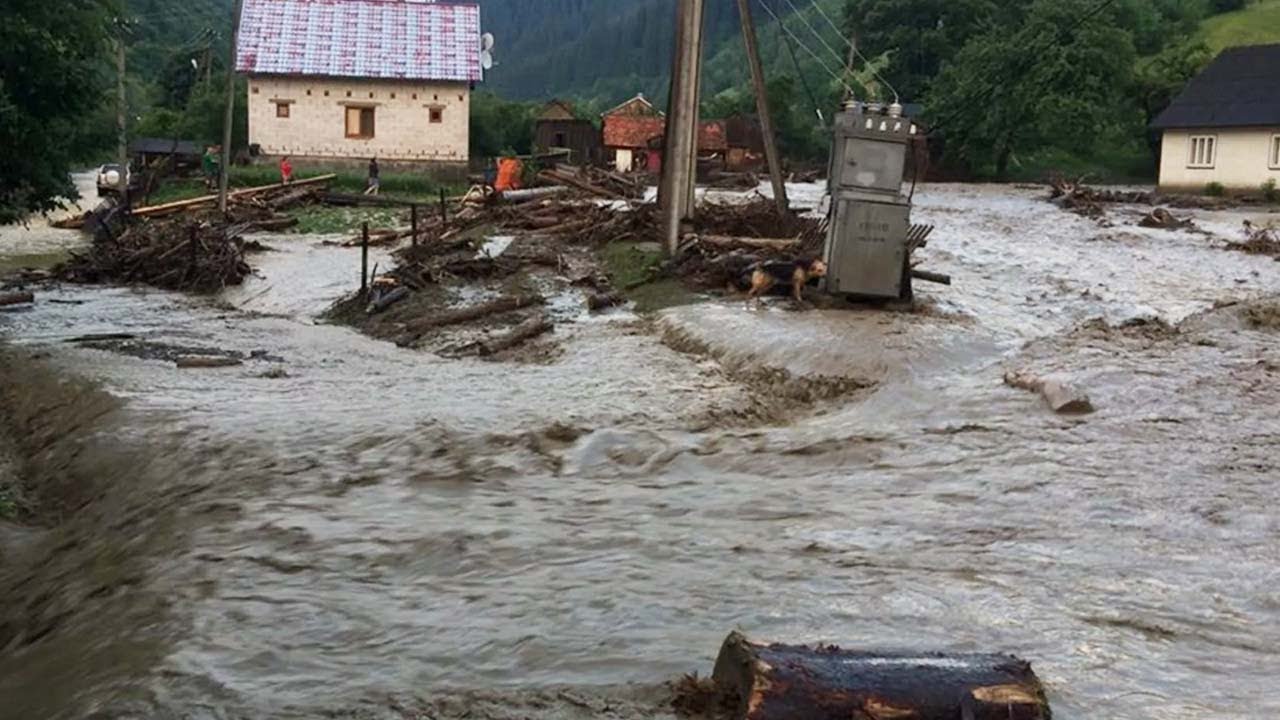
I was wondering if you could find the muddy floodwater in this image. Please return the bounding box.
[2,183,1279,719]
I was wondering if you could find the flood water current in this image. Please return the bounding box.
[1,180,1278,719]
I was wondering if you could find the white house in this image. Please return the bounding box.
[234,0,482,173]
[1152,43,1280,193]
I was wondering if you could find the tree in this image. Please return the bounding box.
[0,0,119,224]
[844,0,1008,102]
[924,0,1137,178]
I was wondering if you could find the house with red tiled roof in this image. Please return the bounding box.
[235,0,482,173]
[601,94,727,173]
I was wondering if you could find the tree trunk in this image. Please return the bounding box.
[479,316,553,356]
[0,291,35,307]
[396,294,544,346]
[712,631,1051,720]
[995,139,1013,181]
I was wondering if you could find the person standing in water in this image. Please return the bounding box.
[364,157,380,195]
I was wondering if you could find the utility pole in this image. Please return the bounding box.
[116,17,129,196]
[218,0,243,214]
[659,0,705,256]
[736,0,788,213]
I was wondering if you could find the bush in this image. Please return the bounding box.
[1211,0,1247,12]
[1262,178,1279,203]
[1205,181,1226,197]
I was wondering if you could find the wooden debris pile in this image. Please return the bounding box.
[1138,207,1196,230]
[537,165,645,200]
[1228,220,1280,257]
[55,216,252,293]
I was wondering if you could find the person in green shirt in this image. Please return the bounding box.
[201,146,219,190]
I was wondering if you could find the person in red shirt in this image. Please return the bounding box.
[279,156,293,185]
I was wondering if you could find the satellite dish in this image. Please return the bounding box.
[479,33,496,73]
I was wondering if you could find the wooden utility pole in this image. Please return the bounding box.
[116,19,129,196]
[659,0,705,255]
[218,0,243,214]
[736,0,788,213]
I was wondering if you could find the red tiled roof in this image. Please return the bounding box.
[235,0,482,83]
[603,116,728,151]
[603,116,665,149]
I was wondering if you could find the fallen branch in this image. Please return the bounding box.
[132,175,335,218]
[396,294,544,346]
[696,234,800,251]
[479,316,553,356]
[365,286,410,315]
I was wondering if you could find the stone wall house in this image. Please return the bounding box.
[1152,44,1280,193]
[234,0,482,175]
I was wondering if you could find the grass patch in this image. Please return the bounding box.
[228,166,464,202]
[143,178,211,206]
[599,241,699,312]
[290,205,405,235]
[1199,0,1280,52]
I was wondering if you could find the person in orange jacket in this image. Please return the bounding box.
[279,156,293,185]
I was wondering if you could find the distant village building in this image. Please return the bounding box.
[534,100,602,166]
[234,0,482,174]
[600,93,730,173]
[1152,44,1280,193]
[601,94,663,173]
[723,114,766,172]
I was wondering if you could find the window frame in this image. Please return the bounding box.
[345,106,376,139]
[429,107,444,124]
[274,101,290,119]
[1269,134,1280,170]
[1186,134,1217,169]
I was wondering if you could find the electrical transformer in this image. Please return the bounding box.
[822,103,920,300]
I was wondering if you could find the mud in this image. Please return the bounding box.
[2,183,1280,719]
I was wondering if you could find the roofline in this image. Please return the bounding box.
[241,71,476,85]
[1153,121,1280,131]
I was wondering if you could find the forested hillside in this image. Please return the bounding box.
[476,0,748,103]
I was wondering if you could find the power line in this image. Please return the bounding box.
[753,0,855,98]
[775,0,849,68]
[769,0,826,123]
[806,0,899,102]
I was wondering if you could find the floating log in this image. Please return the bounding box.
[711,631,1051,720]
[479,316,553,356]
[396,294,544,346]
[131,175,335,218]
[912,269,952,285]
[1005,370,1094,414]
[0,291,35,307]
[1138,207,1192,230]
[175,355,243,369]
[64,332,136,343]
[366,286,410,315]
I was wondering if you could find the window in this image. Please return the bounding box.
[1271,134,1280,170]
[345,107,375,138]
[275,102,290,118]
[1187,135,1216,168]
[553,131,567,147]
[429,107,443,124]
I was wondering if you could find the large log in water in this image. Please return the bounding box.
[712,632,1051,720]
[396,294,544,346]
[479,316,552,356]
[0,291,35,307]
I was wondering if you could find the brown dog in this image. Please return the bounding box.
[745,258,828,306]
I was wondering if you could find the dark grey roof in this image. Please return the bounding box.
[129,138,202,156]
[1152,43,1280,129]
